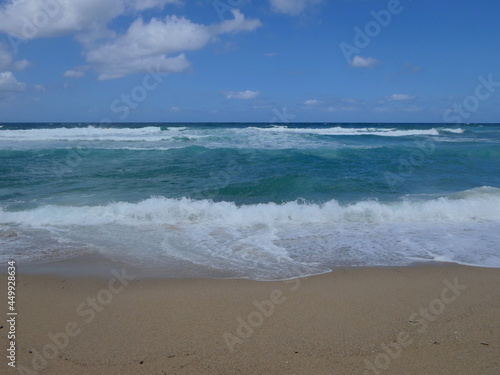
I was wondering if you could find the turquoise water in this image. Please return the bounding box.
[1,123,499,279]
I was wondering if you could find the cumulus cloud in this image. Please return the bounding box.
[0,0,125,39]
[0,1,261,80]
[374,107,393,113]
[350,55,379,69]
[0,44,30,71]
[387,94,415,101]
[85,16,209,80]
[210,9,262,34]
[0,71,27,92]
[225,90,260,99]
[87,9,261,80]
[63,70,85,78]
[328,106,355,112]
[0,46,11,70]
[304,99,321,105]
[404,105,422,112]
[12,59,30,71]
[0,0,183,39]
[269,0,321,15]
[127,0,182,11]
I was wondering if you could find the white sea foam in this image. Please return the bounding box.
[0,126,458,145]
[2,188,499,227]
[1,187,499,279]
[249,126,441,136]
[0,126,175,142]
[440,128,465,134]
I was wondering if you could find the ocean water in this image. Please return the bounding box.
[0,123,499,280]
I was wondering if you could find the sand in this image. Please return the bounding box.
[1,263,499,375]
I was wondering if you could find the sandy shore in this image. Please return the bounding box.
[1,264,499,375]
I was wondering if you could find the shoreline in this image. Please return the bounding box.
[4,253,485,280]
[1,263,499,374]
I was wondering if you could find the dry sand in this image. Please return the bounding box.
[1,264,499,374]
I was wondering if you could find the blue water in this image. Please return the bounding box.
[1,123,499,279]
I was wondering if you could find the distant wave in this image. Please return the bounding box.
[0,125,469,143]
[249,126,442,137]
[439,128,465,134]
[0,126,196,142]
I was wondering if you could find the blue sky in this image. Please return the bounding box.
[0,0,499,123]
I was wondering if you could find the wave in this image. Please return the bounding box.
[249,126,442,136]
[0,126,197,142]
[1,187,499,227]
[1,187,499,279]
[440,128,465,134]
[0,125,468,144]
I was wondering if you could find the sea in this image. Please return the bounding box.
[0,123,499,280]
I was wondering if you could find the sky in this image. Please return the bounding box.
[0,0,499,123]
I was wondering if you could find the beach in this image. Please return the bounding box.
[2,263,499,375]
[1,0,499,372]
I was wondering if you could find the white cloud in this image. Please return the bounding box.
[63,70,85,78]
[85,16,209,80]
[127,0,182,11]
[12,59,30,71]
[343,98,358,104]
[0,0,182,39]
[350,55,379,69]
[374,107,393,113]
[387,94,415,101]
[0,71,27,92]
[210,9,262,34]
[269,0,321,15]
[328,106,355,112]
[0,44,30,71]
[225,90,260,100]
[170,106,181,111]
[86,10,261,80]
[0,0,125,39]
[0,1,261,80]
[0,0,182,40]
[304,99,321,105]
[404,105,422,112]
[0,46,11,70]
